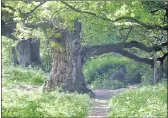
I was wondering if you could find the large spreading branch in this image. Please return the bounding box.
[116,50,153,66]
[61,1,168,31]
[82,41,168,56]
[82,41,168,66]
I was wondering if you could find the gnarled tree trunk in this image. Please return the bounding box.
[16,38,42,67]
[42,20,94,96]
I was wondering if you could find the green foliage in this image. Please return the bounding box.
[3,66,46,86]
[4,1,164,47]
[2,88,92,117]
[91,79,126,90]
[84,54,128,83]
[2,64,92,117]
[2,1,165,75]
[141,1,165,25]
[141,68,153,85]
[84,53,149,89]
[50,41,65,52]
[109,83,167,117]
[39,29,52,72]
[125,61,149,84]
[2,36,14,66]
[41,50,52,72]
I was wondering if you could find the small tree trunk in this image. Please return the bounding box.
[42,20,94,96]
[30,39,42,65]
[12,47,19,65]
[16,38,42,67]
[158,61,164,82]
[163,57,168,81]
[153,51,157,85]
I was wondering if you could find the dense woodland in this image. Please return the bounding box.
[2,1,167,117]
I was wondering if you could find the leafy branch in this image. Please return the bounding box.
[61,1,168,31]
[26,1,47,19]
[61,1,112,22]
[19,1,47,21]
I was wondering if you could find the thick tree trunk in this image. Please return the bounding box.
[42,20,94,96]
[16,38,42,67]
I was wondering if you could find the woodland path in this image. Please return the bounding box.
[87,85,138,118]
[8,83,137,118]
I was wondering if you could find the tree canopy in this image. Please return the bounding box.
[2,1,168,117]
[2,1,167,66]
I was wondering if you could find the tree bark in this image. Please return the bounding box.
[41,20,167,95]
[2,20,16,38]
[16,38,42,67]
[82,41,168,67]
[82,43,154,66]
[42,20,94,96]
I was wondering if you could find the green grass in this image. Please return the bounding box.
[2,88,92,117]
[2,66,92,118]
[2,66,46,86]
[108,83,167,117]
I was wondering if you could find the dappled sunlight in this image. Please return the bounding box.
[2,0,167,117]
[87,85,138,117]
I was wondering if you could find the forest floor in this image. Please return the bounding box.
[87,85,138,118]
[6,83,138,118]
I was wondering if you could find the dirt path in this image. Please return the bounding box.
[87,85,138,118]
[6,83,137,118]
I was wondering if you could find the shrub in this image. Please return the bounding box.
[2,88,92,117]
[84,53,150,88]
[84,54,129,84]
[108,83,167,117]
[124,61,149,84]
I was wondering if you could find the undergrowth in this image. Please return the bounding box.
[109,83,167,117]
[84,54,148,89]
[2,66,46,86]
[2,66,92,118]
[2,88,91,117]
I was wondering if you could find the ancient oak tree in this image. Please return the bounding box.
[2,1,168,93]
